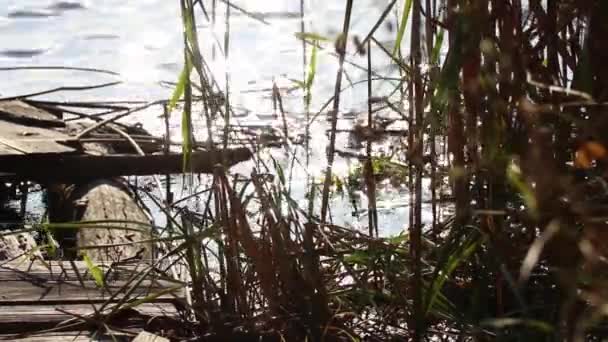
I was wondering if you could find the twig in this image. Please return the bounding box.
[214,0,271,25]
[527,72,593,101]
[0,81,122,101]
[0,66,120,76]
[320,0,354,222]
[74,100,164,140]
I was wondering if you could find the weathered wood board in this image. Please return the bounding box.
[132,331,170,342]
[0,260,183,303]
[0,260,184,337]
[0,100,63,128]
[2,332,92,341]
[0,119,76,155]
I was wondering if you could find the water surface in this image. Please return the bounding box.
[0,0,428,235]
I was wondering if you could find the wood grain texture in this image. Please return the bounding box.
[73,180,153,263]
[46,179,153,262]
[0,260,183,337]
[0,260,183,305]
[2,332,92,341]
[0,119,76,155]
[133,331,170,342]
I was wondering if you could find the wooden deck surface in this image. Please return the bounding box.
[0,260,184,340]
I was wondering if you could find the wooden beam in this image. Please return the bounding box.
[0,148,252,182]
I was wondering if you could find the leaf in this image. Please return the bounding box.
[305,41,318,108]
[575,141,607,169]
[272,156,286,185]
[481,318,554,334]
[290,79,306,89]
[181,0,197,50]
[430,28,445,65]
[507,161,538,218]
[181,54,193,172]
[44,229,57,258]
[425,230,481,314]
[387,233,409,245]
[429,14,465,120]
[294,32,331,42]
[82,253,104,288]
[306,43,318,89]
[168,62,193,113]
[392,0,413,57]
[344,250,370,265]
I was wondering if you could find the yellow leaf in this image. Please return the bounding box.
[575,149,592,169]
[585,141,607,160]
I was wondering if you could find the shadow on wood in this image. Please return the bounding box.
[1,148,253,182]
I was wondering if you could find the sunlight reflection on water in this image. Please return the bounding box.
[0,0,424,235]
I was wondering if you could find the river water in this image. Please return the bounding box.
[0,0,435,235]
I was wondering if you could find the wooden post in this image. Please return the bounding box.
[48,179,153,263]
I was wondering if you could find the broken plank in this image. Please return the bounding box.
[0,100,64,128]
[0,147,252,181]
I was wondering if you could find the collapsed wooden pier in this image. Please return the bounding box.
[0,99,253,340]
[0,100,252,181]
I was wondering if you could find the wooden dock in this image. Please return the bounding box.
[0,259,184,341]
[0,99,253,340]
[0,100,252,181]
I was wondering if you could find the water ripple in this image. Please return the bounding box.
[47,2,86,11]
[83,34,120,41]
[0,49,47,58]
[7,10,58,19]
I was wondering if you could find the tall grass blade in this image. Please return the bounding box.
[392,0,413,57]
[168,63,193,113]
[425,230,482,314]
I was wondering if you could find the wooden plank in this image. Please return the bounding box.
[0,120,76,155]
[0,261,184,305]
[0,261,182,337]
[0,280,179,304]
[133,331,170,342]
[0,141,24,156]
[0,303,177,325]
[3,332,92,341]
[0,301,178,338]
[0,100,64,128]
[0,147,252,181]
[0,260,156,281]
